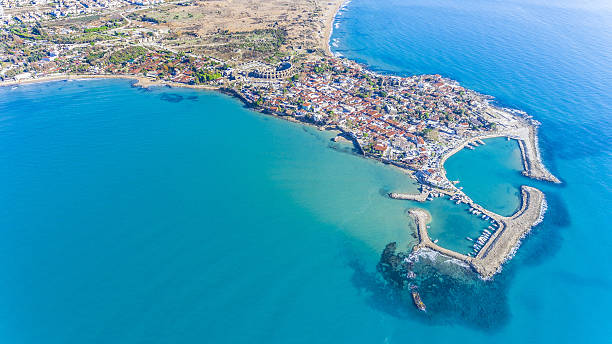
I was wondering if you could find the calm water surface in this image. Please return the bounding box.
[0,0,611,342]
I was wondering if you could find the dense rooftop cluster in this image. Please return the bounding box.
[240,57,510,188]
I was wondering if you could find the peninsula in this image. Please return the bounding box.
[0,0,559,279]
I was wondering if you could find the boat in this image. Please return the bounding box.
[433,239,438,244]
[412,290,426,312]
[466,237,473,241]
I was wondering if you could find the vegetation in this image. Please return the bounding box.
[193,69,222,83]
[10,26,45,40]
[84,26,110,33]
[50,32,114,44]
[108,46,147,65]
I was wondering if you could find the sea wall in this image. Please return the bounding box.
[471,186,545,278]
[408,185,546,279]
[439,125,560,185]
[389,190,429,202]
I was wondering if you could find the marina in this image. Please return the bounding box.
[407,185,546,279]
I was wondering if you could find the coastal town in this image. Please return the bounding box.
[0,0,560,282]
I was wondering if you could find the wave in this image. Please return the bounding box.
[414,247,471,269]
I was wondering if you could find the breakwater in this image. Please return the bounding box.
[407,185,545,279]
[389,189,429,202]
[439,125,560,186]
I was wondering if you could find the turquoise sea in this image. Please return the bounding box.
[0,0,610,342]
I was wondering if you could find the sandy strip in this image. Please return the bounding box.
[0,74,222,91]
[323,0,350,56]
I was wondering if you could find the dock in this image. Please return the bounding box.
[388,190,429,202]
[438,126,560,185]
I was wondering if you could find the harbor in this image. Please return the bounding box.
[407,185,546,279]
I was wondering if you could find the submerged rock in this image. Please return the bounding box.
[376,242,412,289]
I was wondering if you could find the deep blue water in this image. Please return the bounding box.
[333,0,612,341]
[0,0,610,342]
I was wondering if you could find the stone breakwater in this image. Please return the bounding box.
[471,186,545,277]
[516,126,561,183]
[389,190,429,202]
[439,125,560,186]
[408,185,546,279]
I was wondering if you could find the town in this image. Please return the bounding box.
[238,57,535,189]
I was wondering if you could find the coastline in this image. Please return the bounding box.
[323,0,350,56]
[322,3,559,279]
[438,126,560,186]
[1,0,560,281]
[0,73,222,90]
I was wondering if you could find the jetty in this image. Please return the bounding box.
[438,125,560,186]
[388,188,430,202]
[408,185,546,279]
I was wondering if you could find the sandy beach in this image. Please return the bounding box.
[0,73,223,91]
[323,0,350,55]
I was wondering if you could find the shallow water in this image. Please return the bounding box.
[423,197,494,255]
[0,80,423,343]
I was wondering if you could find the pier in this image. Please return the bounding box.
[409,208,473,264]
[389,190,429,202]
[407,185,546,279]
[438,125,560,186]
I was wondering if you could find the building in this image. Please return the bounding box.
[253,62,294,79]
